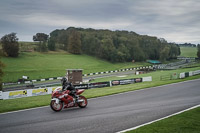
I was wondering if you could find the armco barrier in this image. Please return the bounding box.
[1,76,152,100]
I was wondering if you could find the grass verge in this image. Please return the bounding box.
[126,106,200,133]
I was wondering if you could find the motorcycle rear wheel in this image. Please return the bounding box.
[50,100,63,112]
[77,95,88,108]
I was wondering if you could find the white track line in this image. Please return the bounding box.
[116,104,200,133]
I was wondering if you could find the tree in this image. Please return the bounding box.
[160,45,170,61]
[33,33,49,52]
[67,30,82,54]
[48,27,181,62]
[1,33,19,57]
[116,43,130,62]
[197,44,200,59]
[48,38,56,51]
[33,33,48,42]
[98,38,116,62]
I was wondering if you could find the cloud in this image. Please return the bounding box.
[0,0,199,43]
[20,12,132,30]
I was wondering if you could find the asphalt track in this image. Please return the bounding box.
[0,79,200,133]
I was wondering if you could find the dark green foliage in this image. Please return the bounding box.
[67,29,82,54]
[197,44,200,59]
[33,33,48,42]
[1,33,19,57]
[33,33,48,52]
[48,38,56,51]
[40,42,48,52]
[49,28,180,62]
[49,29,69,50]
[179,43,196,47]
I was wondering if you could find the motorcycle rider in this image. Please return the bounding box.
[61,77,78,102]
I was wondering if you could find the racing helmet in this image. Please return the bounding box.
[61,77,68,86]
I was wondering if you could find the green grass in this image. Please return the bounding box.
[90,64,200,83]
[127,106,200,133]
[0,66,200,113]
[1,46,197,82]
[180,47,197,57]
[1,52,150,82]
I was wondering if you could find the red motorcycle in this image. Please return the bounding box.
[50,87,88,112]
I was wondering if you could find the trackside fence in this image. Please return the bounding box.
[1,69,199,100]
[0,76,152,100]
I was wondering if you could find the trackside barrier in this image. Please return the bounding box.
[179,70,200,79]
[0,76,152,100]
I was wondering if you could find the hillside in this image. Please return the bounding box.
[179,47,197,57]
[1,51,150,82]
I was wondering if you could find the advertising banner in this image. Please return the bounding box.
[134,78,143,83]
[142,76,152,82]
[112,79,135,85]
[185,72,189,77]
[9,90,27,99]
[193,70,200,75]
[179,72,185,78]
[74,84,89,89]
[111,80,120,86]
[89,82,110,88]
[32,88,48,96]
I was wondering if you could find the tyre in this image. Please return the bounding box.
[77,96,88,108]
[50,100,63,112]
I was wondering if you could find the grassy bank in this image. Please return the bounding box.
[180,47,197,57]
[90,65,200,83]
[127,106,200,133]
[2,52,150,82]
[0,66,200,113]
[2,46,197,82]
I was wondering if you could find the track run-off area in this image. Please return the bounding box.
[0,79,200,133]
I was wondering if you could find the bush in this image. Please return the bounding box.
[1,33,19,57]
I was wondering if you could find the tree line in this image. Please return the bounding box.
[48,27,181,62]
[178,43,197,47]
[0,28,200,89]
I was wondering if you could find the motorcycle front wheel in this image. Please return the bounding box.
[50,100,63,112]
[77,95,88,108]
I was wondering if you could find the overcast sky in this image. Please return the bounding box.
[0,0,199,44]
